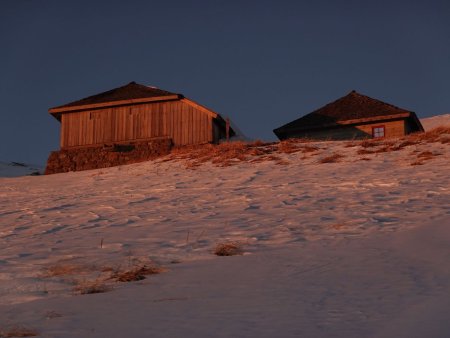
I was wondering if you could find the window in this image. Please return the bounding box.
[372,126,385,138]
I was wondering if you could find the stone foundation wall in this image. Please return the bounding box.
[45,138,173,174]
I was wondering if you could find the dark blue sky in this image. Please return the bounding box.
[1,0,449,165]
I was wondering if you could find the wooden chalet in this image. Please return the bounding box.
[49,81,235,149]
[273,91,424,141]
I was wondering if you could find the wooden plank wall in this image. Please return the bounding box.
[354,120,405,138]
[284,119,407,141]
[60,101,214,148]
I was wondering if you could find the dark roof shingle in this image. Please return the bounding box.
[52,82,179,109]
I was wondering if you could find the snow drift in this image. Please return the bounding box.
[0,128,449,337]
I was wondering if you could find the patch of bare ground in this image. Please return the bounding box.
[162,126,449,168]
[277,139,302,154]
[214,242,243,256]
[40,264,84,277]
[319,153,344,163]
[355,127,450,156]
[41,259,166,296]
[360,139,384,148]
[164,138,323,168]
[357,139,412,155]
[0,327,38,337]
[344,141,358,148]
[409,126,450,143]
[110,265,166,282]
[168,141,272,168]
[330,223,347,230]
[357,148,375,155]
[275,158,290,165]
[301,145,319,153]
[73,279,111,295]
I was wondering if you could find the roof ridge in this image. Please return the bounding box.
[51,81,178,110]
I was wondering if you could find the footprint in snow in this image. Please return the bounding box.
[128,196,159,205]
[43,224,69,234]
[371,216,399,223]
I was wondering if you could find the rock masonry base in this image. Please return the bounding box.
[45,138,172,174]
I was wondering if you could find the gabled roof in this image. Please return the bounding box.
[48,82,235,136]
[274,91,423,135]
[49,82,182,116]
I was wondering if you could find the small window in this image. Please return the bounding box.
[372,126,385,138]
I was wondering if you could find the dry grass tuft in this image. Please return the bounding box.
[407,126,450,143]
[319,153,344,163]
[169,141,284,168]
[374,145,395,153]
[301,145,319,153]
[344,142,358,148]
[330,223,346,230]
[214,242,243,256]
[111,265,165,282]
[251,139,266,146]
[357,138,420,155]
[41,264,83,277]
[73,279,111,295]
[410,160,425,166]
[166,138,321,168]
[275,159,290,165]
[357,148,375,155]
[0,327,38,337]
[410,150,441,166]
[417,151,435,159]
[360,139,382,148]
[277,139,315,154]
[277,140,301,154]
[368,129,450,166]
[162,126,449,169]
[395,139,418,148]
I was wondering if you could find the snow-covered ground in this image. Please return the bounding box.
[0,133,449,337]
[421,113,450,131]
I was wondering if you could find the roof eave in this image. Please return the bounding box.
[49,94,182,115]
[274,112,412,134]
[180,98,218,118]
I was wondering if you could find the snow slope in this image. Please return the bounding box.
[0,134,449,337]
[420,113,450,131]
[0,161,43,178]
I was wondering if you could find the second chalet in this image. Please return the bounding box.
[273,91,424,141]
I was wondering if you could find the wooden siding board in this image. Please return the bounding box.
[177,103,182,145]
[193,107,197,144]
[285,119,407,140]
[189,107,194,144]
[162,103,167,136]
[60,115,65,148]
[59,99,217,147]
[181,103,185,144]
[208,116,213,142]
[181,102,186,145]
